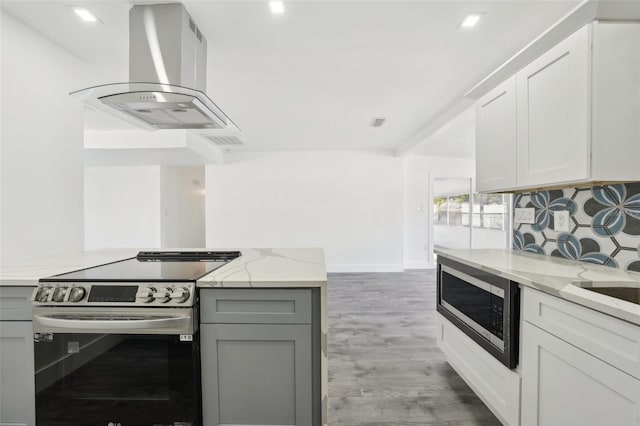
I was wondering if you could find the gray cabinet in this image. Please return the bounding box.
[0,287,35,426]
[200,288,312,325]
[200,289,316,426]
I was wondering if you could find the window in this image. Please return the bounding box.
[434,194,471,227]
[433,177,511,250]
[472,193,508,230]
[433,192,508,230]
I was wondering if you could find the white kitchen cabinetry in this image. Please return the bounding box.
[516,25,590,188]
[436,313,521,426]
[475,76,517,192]
[475,22,640,192]
[0,287,35,426]
[521,287,640,426]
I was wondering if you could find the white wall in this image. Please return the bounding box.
[84,166,161,250]
[472,227,510,249]
[161,166,205,248]
[433,226,471,250]
[403,155,475,269]
[206,151,404,272]
[1,11,86,265]
[84,165,206,250]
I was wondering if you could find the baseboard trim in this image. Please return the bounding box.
[326,264,404,273]
[403,262,435,270]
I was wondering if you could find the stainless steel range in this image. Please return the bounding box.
[31,251,240,426]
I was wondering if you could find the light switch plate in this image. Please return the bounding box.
[555,210,570,232]
[514,208,535,224]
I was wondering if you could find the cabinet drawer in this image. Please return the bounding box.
[523,286,640,380]
[0,287,34,321]
[200,289,311,324]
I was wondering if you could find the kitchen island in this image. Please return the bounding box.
[197,248,328,426]
[0,248,328,426]
[435,248,640,426]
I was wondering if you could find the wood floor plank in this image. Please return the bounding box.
[327,270,501,425]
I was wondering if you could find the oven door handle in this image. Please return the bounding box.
[33,314,192,332]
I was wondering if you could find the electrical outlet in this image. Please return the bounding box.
[514,208,535,224]
[555,210,570,232]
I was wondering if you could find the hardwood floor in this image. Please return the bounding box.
[327,270,501,426]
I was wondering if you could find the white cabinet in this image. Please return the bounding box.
[475,21,640,192]
[0,287,35,426]
[521,322,639,426]
[516,25,590,188]
[521,287,640,426]
[436,313,521,426]
[476,76,517,192]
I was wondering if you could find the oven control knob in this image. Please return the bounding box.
[169,287,191,303]
[37,287,53,303]
[68,287,86,303]
[155,287,171,303]
[52,287,68,302]
[135,287,156,303]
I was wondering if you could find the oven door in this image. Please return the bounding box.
[437,257,519,368]
[32,308,201,426]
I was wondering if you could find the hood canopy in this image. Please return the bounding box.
[71,3,238,132]
[72,82,237,131]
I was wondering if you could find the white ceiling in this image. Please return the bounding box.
[407,106,476,159]
[1,0,581,156]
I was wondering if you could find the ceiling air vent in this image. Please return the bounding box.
[204,135,245,146]
[369,118,386,128]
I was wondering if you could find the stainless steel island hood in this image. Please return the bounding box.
[72,3,238,131]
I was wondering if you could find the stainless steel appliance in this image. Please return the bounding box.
[71,3,238,132]
[32,251,240,426]
[437,256,519,368]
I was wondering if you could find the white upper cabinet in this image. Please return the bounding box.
[475,21,640,192]
[590,22,640,181]
[516,25,590,188]
[476,76,517,192]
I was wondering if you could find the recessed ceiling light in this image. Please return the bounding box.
[270,1,284,14]
[459,13,483,29]
[73,7,99,23]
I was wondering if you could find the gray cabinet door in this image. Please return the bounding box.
[0,287,34,321]
[0,321,35,426]
[201,323,312,426]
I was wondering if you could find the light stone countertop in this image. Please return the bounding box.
[0,248,327,288]
[0,249,138,286]
[435,248,640,326]
[196,248,327,288]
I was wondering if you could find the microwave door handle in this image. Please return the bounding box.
[33,314,191,331]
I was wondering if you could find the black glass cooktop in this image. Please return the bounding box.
[40,251,241,282]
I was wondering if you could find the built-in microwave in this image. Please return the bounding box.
[436,256,520,369]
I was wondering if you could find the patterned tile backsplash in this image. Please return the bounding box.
[513,183,640,272]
